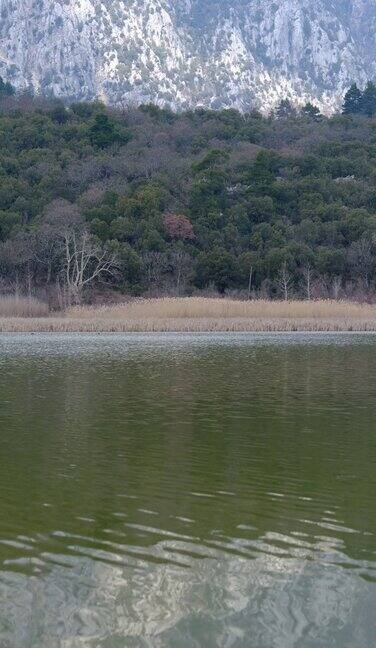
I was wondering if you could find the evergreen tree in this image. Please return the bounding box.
[360,81,376,117]
[276,99,296,119]
[89,113,129,148]
[342,83,362,114]
[301,102,321,120]
[0,76,15,98]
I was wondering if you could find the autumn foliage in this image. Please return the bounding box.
[163,213,195,241]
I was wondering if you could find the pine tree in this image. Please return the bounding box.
[276,99,296,119]
[301,102,321,120]
[342,83,362,114]
[360,81,376,117]
[0,76,15,98]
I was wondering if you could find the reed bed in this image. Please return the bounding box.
[0,317,375,332]
[0,295,50,318]
[0,298,375,332]
[67,297,376,322]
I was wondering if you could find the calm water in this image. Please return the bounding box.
[0,333,375,647]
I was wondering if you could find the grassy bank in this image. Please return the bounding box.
[0,297,376,332]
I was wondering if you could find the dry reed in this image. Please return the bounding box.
[0,298,375,332]
[67,297,376,322]
[0,316,375,333]
[0,295,50,318]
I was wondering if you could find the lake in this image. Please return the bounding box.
[0,333,375,647]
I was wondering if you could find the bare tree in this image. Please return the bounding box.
[247,265,254,299]
[277,261,293,301]
[142,252,168,292]
[301,263,314,300]
[332,275,342,300]
[169,250,193,295]
[348,235,375,291]
[40,199,119,304]
[0,232,35,296]
[33,222,62,285]
[240,251,257,299]
[62,229,119,304]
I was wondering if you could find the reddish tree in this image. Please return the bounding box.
[163,213,195,240]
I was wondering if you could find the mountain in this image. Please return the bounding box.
[0,0,375,112]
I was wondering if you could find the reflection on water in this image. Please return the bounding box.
[0,333,375,647]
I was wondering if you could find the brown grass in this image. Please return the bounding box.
[66,297,376,321]
[0,297,375,332]
[0,295,50,318]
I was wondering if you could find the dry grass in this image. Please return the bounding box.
[67,297,376,321]
[0,295,50,318]
[0,316,375,333]
[0,297,375,332]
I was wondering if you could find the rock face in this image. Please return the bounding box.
[0,0,375,112]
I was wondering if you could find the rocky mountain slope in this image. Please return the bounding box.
[0,0,375,112]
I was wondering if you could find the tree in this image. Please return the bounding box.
[2,90,376,301]
[49,102,69,124]
[332,275,342,300]
[62,229,119,303]
[276,261,292,301]
[0,210,22,241]
[191,148,229,174]
[0,76,15,99]
[163,213,195,240]
[0,232,35,295]
[169,250,193,295]
[301,263,314,300]
[276,99,296,119]
[89,113,128,148]
[194,248,240,293]
[342,83,362,115]
[360,81,376,117]
[301,102,321,120]
[142,251,168,290]
[41,199,119,303]
[240,251,259,298]
[33,217,64,285]
[347,235,376,290]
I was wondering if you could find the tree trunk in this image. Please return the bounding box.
[248,266,253,299]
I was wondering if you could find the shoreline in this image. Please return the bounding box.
[1,316,376,333]
[1,298,376,333]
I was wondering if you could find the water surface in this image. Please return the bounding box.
[0,333,375,647]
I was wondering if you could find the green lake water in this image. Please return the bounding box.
[0,332,375,647]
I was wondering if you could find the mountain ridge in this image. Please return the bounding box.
[0,0,375,112]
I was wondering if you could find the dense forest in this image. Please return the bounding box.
[1,80,376,304]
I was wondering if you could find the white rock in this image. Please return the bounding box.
[0,0,374,112]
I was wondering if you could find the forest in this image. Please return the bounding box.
[1,80,376,304]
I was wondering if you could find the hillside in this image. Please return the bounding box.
[0,89,376,302]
